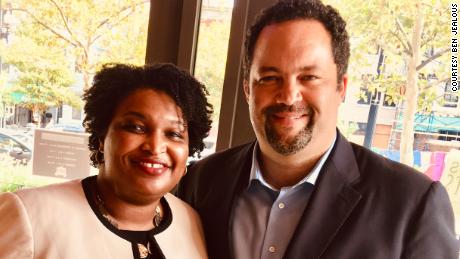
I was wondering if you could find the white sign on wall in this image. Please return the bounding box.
[32,129,91,179]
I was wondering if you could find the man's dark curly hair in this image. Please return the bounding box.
[83,63,213,167]
[244,0,350,83]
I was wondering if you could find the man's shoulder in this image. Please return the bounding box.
[347,142,434,190]
[189,141,254,172]
[177,142,254,199]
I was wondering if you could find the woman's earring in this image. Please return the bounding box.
[96,146,105,164]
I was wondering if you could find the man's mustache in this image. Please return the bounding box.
[263,102,312,116]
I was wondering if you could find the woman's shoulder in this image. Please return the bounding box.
[157,193,208,258]
[16,178,82,196]
[163,192,200,220]
[0,179,88,229]
[3,178,86,210]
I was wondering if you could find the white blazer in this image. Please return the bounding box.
[0,179,207,259]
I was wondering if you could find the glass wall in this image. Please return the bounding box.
[0,0,150,188]
[0,0,457,242]
[325,0,459,237]
[192,0,234,158]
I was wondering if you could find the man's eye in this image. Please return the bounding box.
[258,76,279,84]
[300,75,318,81]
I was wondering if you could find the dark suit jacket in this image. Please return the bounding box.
[177,132,459,259]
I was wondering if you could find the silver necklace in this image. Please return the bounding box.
[93,182,162,258]
[94,191,162,229]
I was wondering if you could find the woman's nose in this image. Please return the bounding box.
[142,133,166,154]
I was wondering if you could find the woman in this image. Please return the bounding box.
[0,63,213,259]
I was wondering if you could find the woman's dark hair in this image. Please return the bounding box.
[83,63,213,167]
[244,0,350,83]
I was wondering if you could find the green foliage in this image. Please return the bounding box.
[2,19,79,112]
[3,0,149,115]
[0,154,64,192]
[10,0,149,69]
[416,78,443,113]
[0,154,30,192]
[337,120,359,139]
[325,0,450,109]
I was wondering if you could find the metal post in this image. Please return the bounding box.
[363,99,379,148]
[363,47,385,148]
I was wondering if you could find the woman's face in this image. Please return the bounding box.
[101,88,189,204]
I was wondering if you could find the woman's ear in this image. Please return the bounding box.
[98,138,104,153]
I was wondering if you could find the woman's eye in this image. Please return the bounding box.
[123,124,145,133]
[167,131,184,141]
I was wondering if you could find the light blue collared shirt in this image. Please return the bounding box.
[231,135,336,259]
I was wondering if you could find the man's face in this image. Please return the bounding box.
[244,19,347,156]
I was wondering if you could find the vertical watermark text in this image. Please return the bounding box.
[452,3,458,92]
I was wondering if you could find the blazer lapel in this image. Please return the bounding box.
[284,133,362,259]
[181,142,255,259]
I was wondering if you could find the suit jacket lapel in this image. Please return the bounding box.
[284,133,362,259]
[182,142,255,259]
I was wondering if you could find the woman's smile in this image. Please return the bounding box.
[134,158,171,175]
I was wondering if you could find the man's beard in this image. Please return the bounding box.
[263,103,314,156]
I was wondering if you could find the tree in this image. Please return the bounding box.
[326,0,451,165]
[400,1,423,166]
[1,0,149,126]
[7,0,149,91]
[0,20,79,126]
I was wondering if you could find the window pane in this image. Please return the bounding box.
[193,0,234,159]
[0,0,150,189]
[326,0,459,237]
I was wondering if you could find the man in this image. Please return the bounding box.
[177,0,459,258]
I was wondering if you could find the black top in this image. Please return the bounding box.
[82,176,172,259]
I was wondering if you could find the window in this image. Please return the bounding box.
[0,0,150,183]
[193,0,234,157]
[443,82,459,108]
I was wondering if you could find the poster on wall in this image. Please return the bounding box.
[440,149,460,236]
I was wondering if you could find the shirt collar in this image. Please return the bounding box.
[249,133,337,191]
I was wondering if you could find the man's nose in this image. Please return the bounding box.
[276,78,302,105]
[142,132,167,154]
